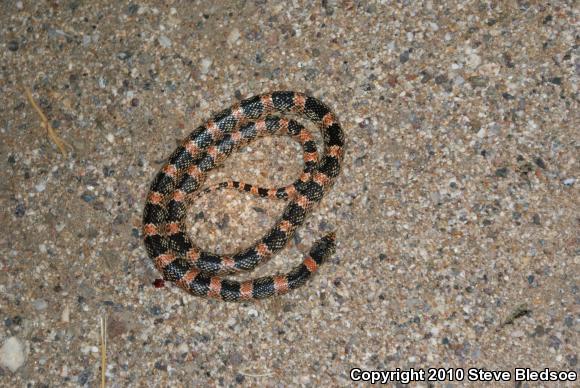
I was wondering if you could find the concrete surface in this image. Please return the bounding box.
[1,1,578,386]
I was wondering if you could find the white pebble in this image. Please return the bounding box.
[16,1,23,10]
[33,299,48,310]
[0,337,27,372]
[563,178,575,186]
[35,182,46,192]
[61,305,70,323]
[105,133,115,143]
[467,53,482,69]
[158,35,171,48]
[200,58,212,74]
[227,28,240,45]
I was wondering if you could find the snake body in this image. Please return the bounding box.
[142,91,344,301]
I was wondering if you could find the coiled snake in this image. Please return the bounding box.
[142,91,344,301]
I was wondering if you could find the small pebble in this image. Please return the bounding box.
[8,40,19,51]
[15,202,26,217]
[61,305,70,323]
[562,178,575,186]
[158,35,171,48]
[81,193,95,203]
[200,58,212,74]
[33,299,48,310]
[0,337,27,372]
[227,28,240,45]
[495,167,509,178]
[35,182,46,192]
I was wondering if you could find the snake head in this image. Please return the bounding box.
[309,232,336,263]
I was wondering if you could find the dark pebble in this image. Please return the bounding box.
[563,315,573,327]
[154,361,167,371]
[548,335,561,349]
[81,193,95,203]
[150,305,162,315]
[533,325,546,336]
[131,228,140,238]
[568,354,577,367]
[532,214,541,225]
[7,154,16,164]
[527,275,535,284]
[78,370,91,385]
[217,214,229,229]
[543,15,553,24]
[502,92,515,100]
[434,74,448,85]
[117,51,132,60]
[548,77,562,85]
[399,50,410,63]
[534,157,546,169]
[127,3,139,15]
[103,166,114,176]
[304,68,318,81]
[15,202,26,217]
[131,98,139,107]
[114,214,127,224]
[495,167,509,178]
[8,40,19,51]
[420,71,432,83]
[235,374,245,384]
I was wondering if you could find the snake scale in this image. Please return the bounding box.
[142,91,345,301]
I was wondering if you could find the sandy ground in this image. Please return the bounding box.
[0,1,578,386]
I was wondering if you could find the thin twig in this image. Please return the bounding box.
[100,315,107,388]
[501,303,531,326]
[24,87,71,156]
[238,368,274,377]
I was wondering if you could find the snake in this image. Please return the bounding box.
[142,91,344,301]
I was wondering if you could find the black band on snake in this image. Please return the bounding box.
[142,91,345,301]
